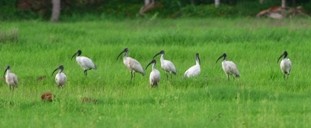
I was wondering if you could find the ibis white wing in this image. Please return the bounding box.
[150,69,160,85]
[76,56,96,70]
[162,60,177,74]
[280,58,291,74]
[55,72,67,86]
[184,65,200,78]
[127,57,145,75]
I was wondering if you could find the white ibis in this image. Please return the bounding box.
[117,48,145,80]
[216,53,240,80]
[4,66,18,90]
[52,65,67,88]
[184,53,201,78]
[277,51,292,79]
[71,50,96,76]
[153,50,176,78]
[146,59,160,87]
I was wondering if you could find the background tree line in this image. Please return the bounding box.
[1,0,310,21]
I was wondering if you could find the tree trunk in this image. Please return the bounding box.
[215,0,220,8]
[145,0,152,5]
[50,0,60,22]
[139,0,155,16]
[281,0,286,8]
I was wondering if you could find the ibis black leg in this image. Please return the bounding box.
[84,70,88,76]
[131,71,134,80]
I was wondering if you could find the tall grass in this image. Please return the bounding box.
[0,18,311,127]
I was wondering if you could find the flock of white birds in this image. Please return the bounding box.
[3,49,292,90]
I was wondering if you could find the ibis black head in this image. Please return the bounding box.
[6,66,10,70]
[153,50,165,59]
[277,51,288,63]
[58,65,64,71]
[124,48,128,52]
[216,53,227,63]
[72,50,82,60]
[146,59,157,70]
[77,50,82,56]
[117,48,129,60]
[160,50,165,54]
[52,65,64,76]
[283,51,288,57]
[196,53,200,64]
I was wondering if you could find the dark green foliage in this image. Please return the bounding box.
[179,4,238,17]
[1,0,311,20]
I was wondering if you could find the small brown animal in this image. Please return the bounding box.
[256,6,308,19]
[41,92,54,102]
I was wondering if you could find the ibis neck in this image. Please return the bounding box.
[5,69,11,75]
[124,52,129,57]
[196,59,200,65]
[160,54,164,61]
[223,56,227,61]
[152,63,156,70]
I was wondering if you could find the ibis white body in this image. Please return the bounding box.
[5,67,18,90]
[76,56,96,71]
[278,51,291,79]
[184,62,200,78]
[217,53,240,80]
[52,65,67,88]
[153,50,176,78]
[55,72,67,87]
[72,50,96,76]
[221,60,240,79]
[184,53,200,78]
[280,58,291,75]
[149,63,160,87]
[118,48,145,80]
[123,56,145,75]
[160,55,177,75]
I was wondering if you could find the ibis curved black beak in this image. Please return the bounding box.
[153,50,164,59]
[4,66,9,78]
[117,48,128,60]
[145,59,156,70]
[52,67,58,76]
[216,53,226,63]
[117,51,124,60]
[71,52,77,60]
[153,52,161,59]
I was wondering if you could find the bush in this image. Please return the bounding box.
[1,0,311,20]
[179,4,238,18]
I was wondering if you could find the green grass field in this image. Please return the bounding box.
[0,18,311,127]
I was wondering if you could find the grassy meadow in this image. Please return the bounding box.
[0,18,311,127]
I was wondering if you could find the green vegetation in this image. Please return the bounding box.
[2,0,310,20]
[0,18,311,127]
